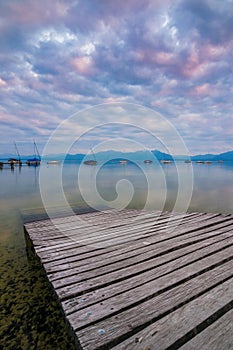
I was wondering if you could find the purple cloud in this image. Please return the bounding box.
[0,0,232,154]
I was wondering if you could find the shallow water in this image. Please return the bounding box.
[0,165,77,350]
[0,161,232,349]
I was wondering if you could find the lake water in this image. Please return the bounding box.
[0,161,233,349]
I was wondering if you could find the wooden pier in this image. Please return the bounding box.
[24,209,233,350]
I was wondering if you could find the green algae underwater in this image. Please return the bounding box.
[0,167,77,349]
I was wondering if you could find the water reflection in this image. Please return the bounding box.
[0,161,233,217]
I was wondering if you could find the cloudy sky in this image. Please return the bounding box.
[1,0,233,155]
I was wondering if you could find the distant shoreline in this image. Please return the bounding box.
[1,149,233,163]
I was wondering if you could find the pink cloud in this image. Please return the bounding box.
[0,78,6,87]
[4,1,66,27]
[179,40,232,80]
[71,56,95,76]
[180,46,209,79]
[191,83,214,96]
[203,44,228,60]
[154,51,174,65]
[133,48,176,68]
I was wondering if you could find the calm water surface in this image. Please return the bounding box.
[0,161,233,349]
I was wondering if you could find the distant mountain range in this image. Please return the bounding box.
[189,150,233,161]
[0,150,233,162]
[48,149,233,162]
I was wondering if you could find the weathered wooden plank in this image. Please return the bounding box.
[26,211,203,238]
[64,249,233,331]
[56,240,233,301]
[25,211,199,243]
[76,259,233,350]
[32,213,209,258]
[30,213,230,253]
[35,223,233,263]
[39,218,233,266]
[179,309,233,350]
[29,214,233,252]
[26,209,202,232]
[111,277,233,350]
[48,230,233,284]
[34,240,105,261]
[44,225,233,275]
[24,208,129,226]
[25,209,164,233]
[24,211,215,243]
[25,213,147,241]
[61,234,233,314]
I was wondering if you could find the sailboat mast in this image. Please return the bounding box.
[14,142,21,161]
[91,148,96,162]
[33,139,41,160]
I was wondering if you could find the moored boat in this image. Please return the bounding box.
[47,160,61,164]
[83,160,97,165]
[27,140,41,166]
[83,148,97,165]
[8,142,22,165]
[160,160,172,164]
[8,158,22,165]
[26,157,41,166]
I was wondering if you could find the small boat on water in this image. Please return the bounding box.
[144,159,152,164]
[26,157,41,166]
[160,160,172,164]
[119,159,128,164]
[184,159,191,163]
[8,158,22,165]
[83,148,97,165]
[204,161,212,164]
[27,140,41,166]
[47,160,61,164]
[196,161,204,164]
[83,160,97,165]
[8,142,22,165]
